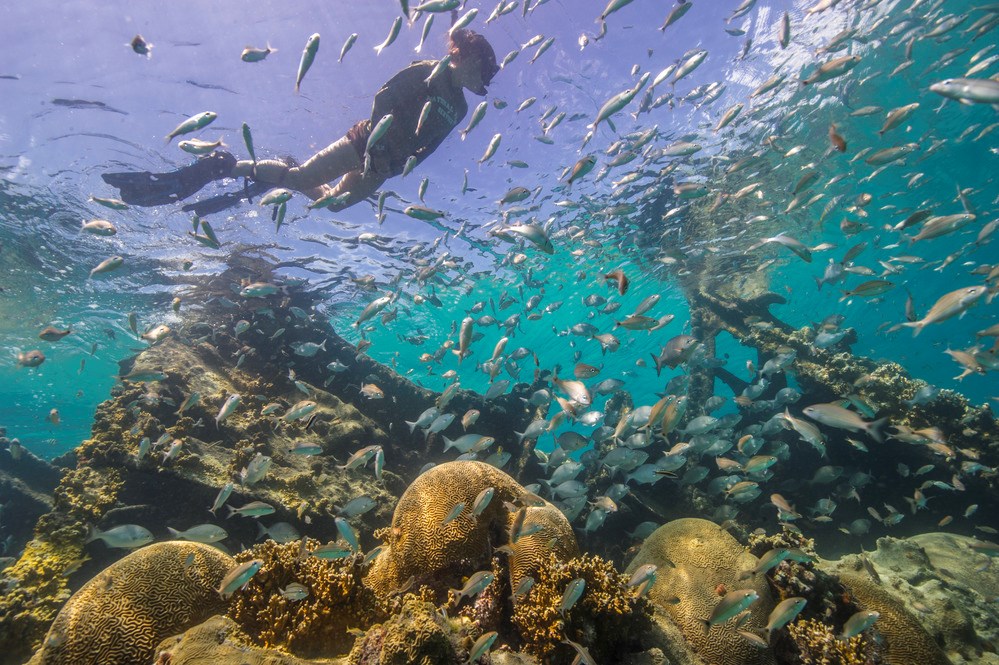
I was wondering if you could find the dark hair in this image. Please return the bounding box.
[448,29,499,86]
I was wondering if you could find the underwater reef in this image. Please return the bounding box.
[3,269,997,665]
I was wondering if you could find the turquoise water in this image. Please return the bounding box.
[0,0,995,467]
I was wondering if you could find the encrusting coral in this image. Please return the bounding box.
[625,518,776,665]
[0,465,124,662]
[512,552,651,663]
[153,615,318,665]
[785,618,874,665]
[348,595,461,665]
[27,541,233,665]
[227,538,386,658]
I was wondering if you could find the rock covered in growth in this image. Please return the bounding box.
[366,461,571,599]
[153,615,318,665]
[511,553,652,662]
[625,518,776,665]
[837,572,952,665]
[348,596,459,665]
[822,532,995,665]
[227,539,386,658]
[28,541,233,665]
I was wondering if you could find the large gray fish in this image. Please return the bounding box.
[902,286,986,336]
[930,77,999,105]
[802,403,888,443]
[651,335,699,375]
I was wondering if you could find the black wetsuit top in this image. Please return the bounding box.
[347,61,469,177]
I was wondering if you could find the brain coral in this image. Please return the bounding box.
[366,461,570,599]
[625,517,776,665]
[839,572,952,665]
[29,541,233,665]
[507,503,579,593]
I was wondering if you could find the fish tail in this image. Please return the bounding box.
[901,321,923,337]
[225,505,237,519]
[405,420,417,434]
[256,522,267,540]
[866,417,889,444]
[167,527,182,539]
[84,525,99,543]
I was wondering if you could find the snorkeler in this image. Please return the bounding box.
[102,29,499,216]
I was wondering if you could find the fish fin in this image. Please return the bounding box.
[167,527,181,539]
[866,417,889,444]
[405,420,417,433]
[901,321,923,337]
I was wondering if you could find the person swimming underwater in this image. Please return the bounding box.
[102,29,499,216]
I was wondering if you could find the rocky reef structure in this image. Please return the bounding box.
[347,596,461,665]
[626,518,777,665]
[1,258,541,663]
[28,541,233,665]
[823,532,996,665]
[154,615,324,665]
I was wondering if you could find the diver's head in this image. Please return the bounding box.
[448,29,498,96]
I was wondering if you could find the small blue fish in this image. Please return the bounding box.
[336,517,360,552]
[561,578,585,615]
[441,502,465,526]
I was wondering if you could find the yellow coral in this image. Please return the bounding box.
[511,553,650,662]
[27,541,233,665]
[786,618,870,665]
[228,539,386,657]
[0,466,124,661]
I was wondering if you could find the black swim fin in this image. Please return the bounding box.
[180,179,272,216]
[101,151,237,206]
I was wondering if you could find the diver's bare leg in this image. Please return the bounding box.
[230,136,362,193]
